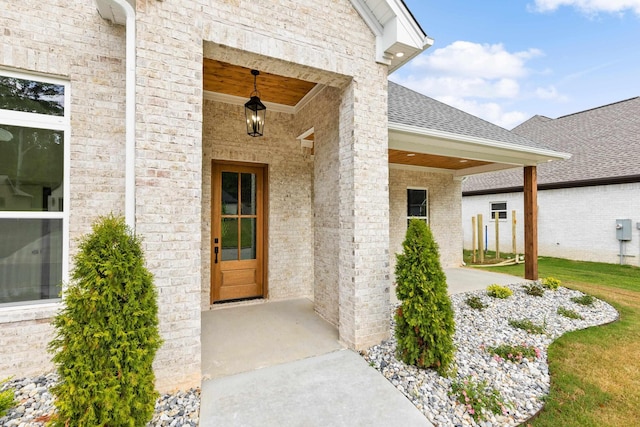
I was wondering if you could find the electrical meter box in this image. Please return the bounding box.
[616,219,632,241]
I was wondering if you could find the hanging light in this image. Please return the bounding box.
[245,69,266,137]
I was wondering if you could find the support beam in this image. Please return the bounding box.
[524,166,538,280]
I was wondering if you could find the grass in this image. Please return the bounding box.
[481,256,640,427]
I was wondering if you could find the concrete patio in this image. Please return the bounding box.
[199,267,526,426]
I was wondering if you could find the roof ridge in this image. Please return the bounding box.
[556,96,640,120]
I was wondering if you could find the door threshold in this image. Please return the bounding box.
[208,297,267,311]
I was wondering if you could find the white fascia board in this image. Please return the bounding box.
[95,0,135,25]
[389,122,572,166]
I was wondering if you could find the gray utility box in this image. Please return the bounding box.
[616,219,632,241]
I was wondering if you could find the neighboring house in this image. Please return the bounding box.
[0,0,566,391]
[462,97,640,266]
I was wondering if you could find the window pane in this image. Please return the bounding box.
[240,218,256,260]
[240,173,256,215]
[0,218,62,304]
[221,218,238,261]
[0,76,65,116]
[407,189,427,217]
[221,172,238,215]
[491,202,507,211]
[0,125,64,212]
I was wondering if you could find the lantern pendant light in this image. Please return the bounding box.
[245,69,266,137]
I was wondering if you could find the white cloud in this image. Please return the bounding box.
[412,41,542,79]
[436,96,529,129]
[392,41,559,127]
[531,0,640,15]
[535,85,569,101]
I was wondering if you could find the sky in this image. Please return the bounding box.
[391,0,640,129]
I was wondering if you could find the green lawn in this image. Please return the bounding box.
[479,256,640,427]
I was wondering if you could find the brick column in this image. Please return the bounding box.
[337,73,390,350]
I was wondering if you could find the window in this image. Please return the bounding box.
[491,202,507,220]
[0,70,69,305]
[407,188,428,224]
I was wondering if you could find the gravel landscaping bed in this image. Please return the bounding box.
[362,283,619,427]
[0,374,199,427]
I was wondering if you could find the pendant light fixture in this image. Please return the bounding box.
[245,69,266,137]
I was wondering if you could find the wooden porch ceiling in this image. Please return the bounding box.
[389,149,492,170]
[203,59,317,107]
[203,60,497,172]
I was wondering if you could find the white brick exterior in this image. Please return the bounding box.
[462,183,640,265]
[390,167,464,272]
[0,0,404,389]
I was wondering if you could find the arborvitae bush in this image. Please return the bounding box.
[394,219,455,376]
[49,215,162,426]
[0,378,16,417]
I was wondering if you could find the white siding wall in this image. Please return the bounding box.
[462,182,640,265]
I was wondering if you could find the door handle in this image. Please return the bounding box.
[214,238,219,264]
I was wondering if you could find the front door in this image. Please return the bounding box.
[211,161,266,303]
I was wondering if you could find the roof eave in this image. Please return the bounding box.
[388,121,572,174]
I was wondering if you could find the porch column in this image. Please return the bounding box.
[337,75,390,350]
[524,166,538,280]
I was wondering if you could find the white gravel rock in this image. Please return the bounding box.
[362,284,618,426]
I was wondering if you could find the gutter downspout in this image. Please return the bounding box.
[104,0,136,230]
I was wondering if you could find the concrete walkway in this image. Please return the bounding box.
[200,267,524,426]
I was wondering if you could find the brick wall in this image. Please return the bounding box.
[1,0,397,389]
[201,100,315,307]
[389,167,463,274]
[0,0,126,381]
[463,182,640,265]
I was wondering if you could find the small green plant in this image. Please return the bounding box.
[450,376,511,421]
[465,295,487,311]
[557,306,584,320]
[523,283,545,297]
[0,378,16,417]
[508,318,546,334]
[395,219,455,376]
[488,344,541,363]
[571,294,595,306]
[486,284,513,299]
[541,276,561,290]
[49,215,162,426]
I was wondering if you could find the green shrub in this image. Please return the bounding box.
[541,276,561,290]
[450,376,510,421]
[571,294,595,306]
[49,215,162,427]
[523,283,545,297]
[557,306,584,320]
[0,378,16,417]
[395,219,455,376]
[487,284,513,299]
[465,295,487,311]
[487,344,540,363]
[508,318,546,334]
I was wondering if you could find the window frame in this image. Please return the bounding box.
[490,201,508,221]
[406,187,429,224]
[0,68,70,307]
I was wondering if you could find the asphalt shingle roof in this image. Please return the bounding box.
[388,81,552,151]
[462,96,640,193]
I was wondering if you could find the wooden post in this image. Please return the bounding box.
[495,214,500,259]
[472,216,477,263]
[477,214,484,263]
[512,210,517,255]
[524,166,538,280]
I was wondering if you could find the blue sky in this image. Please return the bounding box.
[391,0,640,129]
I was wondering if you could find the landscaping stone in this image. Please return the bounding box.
[0,373,199,426]
[363,284,618,426]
